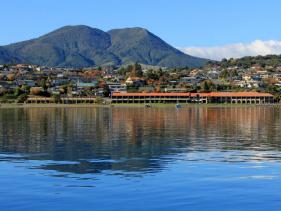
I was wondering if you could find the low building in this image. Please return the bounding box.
[108,83,127,93]
[111,92,274,104]
[17,80,36,87]
[52,79,69,86]
[76,81,98,88]
[207,70,219,79]
[180,77,197,84]
[125,77,146,87]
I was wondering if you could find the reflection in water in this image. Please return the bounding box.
[2,106,281,211]
[0,106,281,176]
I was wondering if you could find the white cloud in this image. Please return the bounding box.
[180,40,281,61]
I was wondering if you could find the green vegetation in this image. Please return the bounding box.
[0,25,207,68]
[95,96,104,104]
[52,94,61,103]
[209,55,281,68]
[0,86,28,103]
[17,93,28,103]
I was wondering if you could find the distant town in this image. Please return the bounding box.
[1,55,281,104]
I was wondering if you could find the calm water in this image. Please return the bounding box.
[1,106,281,211]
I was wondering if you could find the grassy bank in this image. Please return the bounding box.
[110,103,271,108]
[1,103,278,109]
[0,103,111,109]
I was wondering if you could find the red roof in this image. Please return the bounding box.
[112,92,273,97]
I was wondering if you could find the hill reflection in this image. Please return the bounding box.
[0,106,281,175]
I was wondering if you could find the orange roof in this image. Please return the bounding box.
[112,92,273,97]
[205,92,273,97]
[112,92,194,97]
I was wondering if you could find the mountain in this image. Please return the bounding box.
[0,47,21,64]
[1,25,208,68]
[4,26,120,67]
[108,27,206,67]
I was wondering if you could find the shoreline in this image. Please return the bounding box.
[0,103,280,109]
[0,103,110,109]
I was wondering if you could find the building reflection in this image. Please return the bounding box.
[0,106,280,175]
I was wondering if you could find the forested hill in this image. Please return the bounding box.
[0,25,208,68]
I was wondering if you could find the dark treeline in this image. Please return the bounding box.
[209,55,281,68]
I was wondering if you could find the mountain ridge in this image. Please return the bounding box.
[1,25,208,68]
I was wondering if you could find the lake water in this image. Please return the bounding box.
[1,106,281,211]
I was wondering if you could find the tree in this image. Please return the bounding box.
[201,80,216,92]
[38,79,47,91]
[6,74,15,81]
[59,85,68,94]
[52,94,61,103]
[0,87,6,96]
[118,67,127,76]
[17,94,28,103]
[135,63,142,71]
[13,87,21,97]
[103,85,110,97]
[95,96,103,104]
[134,63,143,77]
[67,84,73,96]
[30,87,42,95]
[145,69,159,80]
[203,81,210,92]
[158,68,163,77]
[20,85,30,94]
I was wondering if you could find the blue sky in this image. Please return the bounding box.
[2,0,281,59]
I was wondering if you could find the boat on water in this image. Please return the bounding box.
[175,103,182,109]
